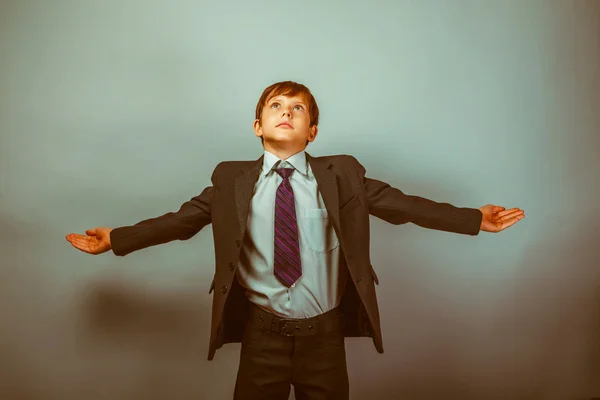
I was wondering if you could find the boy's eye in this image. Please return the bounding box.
[294,105,304,111]
[270,102,280,108]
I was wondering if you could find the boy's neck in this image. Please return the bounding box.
[264,144,306,161]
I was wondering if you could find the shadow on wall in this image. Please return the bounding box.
[504,213,600,399]
[359,214,600,400]
[0,249,214,399]
[81,279,210,350]
[75,279,214,398]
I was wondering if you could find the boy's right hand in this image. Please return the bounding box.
[66,227,113,255]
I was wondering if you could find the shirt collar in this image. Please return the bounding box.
[262,149,308,177]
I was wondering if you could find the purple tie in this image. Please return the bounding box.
[274,166,302,287]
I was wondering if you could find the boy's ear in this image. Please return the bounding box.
[253,119,263,137]
[307,125,318,142]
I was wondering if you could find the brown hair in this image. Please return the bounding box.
[255,81,320,127]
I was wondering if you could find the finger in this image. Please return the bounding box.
[70,237,91,248]
[66,235,77,243]
[70,238,94,251]
[496,208,523,218]
[496,207,520,214]
[67,233,88,241]
[70,236,94,245]
[499,210,524,220]
[70,235,91,243]
[501,215,523,230]
[492,206,505,212]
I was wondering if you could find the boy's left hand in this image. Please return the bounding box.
[478,204,525,233]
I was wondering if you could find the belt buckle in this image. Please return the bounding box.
[278,319,295,336]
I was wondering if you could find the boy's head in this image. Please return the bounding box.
[254,81,319,155]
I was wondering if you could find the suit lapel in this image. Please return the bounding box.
[234,155,264,234]
[306,153,340,237]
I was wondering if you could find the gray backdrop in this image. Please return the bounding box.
[1,1,599,399]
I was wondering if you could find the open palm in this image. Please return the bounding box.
[478,204,524,233]
[65,227,113,255]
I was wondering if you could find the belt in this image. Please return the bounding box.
[247,302,345,337]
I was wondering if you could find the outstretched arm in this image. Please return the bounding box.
[352,156,485,235]
[66,164,220,257]
[109,165,220,256]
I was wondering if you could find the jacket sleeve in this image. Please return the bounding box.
[351,156,482,235]
[110,164,220,256]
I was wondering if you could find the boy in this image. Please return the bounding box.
[66,81,525,400]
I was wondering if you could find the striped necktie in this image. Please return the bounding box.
[273,165,302,287]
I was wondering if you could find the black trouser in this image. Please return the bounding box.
[233,303,349,400]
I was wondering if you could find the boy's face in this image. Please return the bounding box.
[254,94,318,154]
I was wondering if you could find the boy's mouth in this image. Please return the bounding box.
[276,122,293,129]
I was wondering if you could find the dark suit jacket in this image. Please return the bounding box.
[110,153,483,360]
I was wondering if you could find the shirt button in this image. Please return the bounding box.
[221,285,228,294]
[229,261,235,271]
[236,239,241,247]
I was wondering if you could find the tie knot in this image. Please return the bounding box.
[276,167,295,180]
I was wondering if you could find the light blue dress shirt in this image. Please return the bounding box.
[235,150,347,318]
